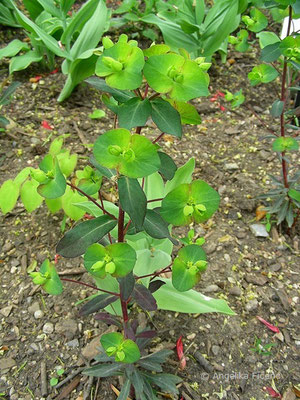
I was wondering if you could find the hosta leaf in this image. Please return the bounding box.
[0,39,29,59]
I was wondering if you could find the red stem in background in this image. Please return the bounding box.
[136,264,172,280]
[98,190,113,244]
[153,132,165,143]
[143,83,149,99]
[61,278,119,296]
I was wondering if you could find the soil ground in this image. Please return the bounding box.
[0,22,299,400]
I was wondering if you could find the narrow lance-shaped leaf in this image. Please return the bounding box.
[132,283,157,311]
[56,215,117,258]
[143,209,178,245]
[158,152,177,181]
[79,293,119,316]
[118,176,147,231]
[118,97,152,130]
[118,272,135,301]
[150,98,182,138]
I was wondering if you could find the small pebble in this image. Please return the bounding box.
[250,224,269,238]
[224,162,239,171]
[229,287,242,296]
[43,323,54,334]
[203,284,219,293]
[34,310,44,319]
[211,345,220,356]
[224,254,230,262]
[28,301,40,314]
[245,299,258,312]
[66,339,79,348]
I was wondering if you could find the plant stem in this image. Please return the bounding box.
[147,198,163,203]
[98,190,113,244]
[60,278,119,296]
[136,264,172,280]
[153,132,165,143]
[117,202,129,328]
[143,83,149,99]
[280,6,293,189]
[67,182,117,220]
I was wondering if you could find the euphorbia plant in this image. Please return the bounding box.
[1,36,234,398]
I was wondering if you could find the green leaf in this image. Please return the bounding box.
[257,31,280,49]
[9,51,43,73]
[153,278,235,314]
[270,100,284,117]
[93,129,161,178]
[166,99,201,125]
[164,158,195,195]
[13,167,31,186]
[20,179,43,212]
[172,244,207,292]
[143,209,177,245]
[150,98,182,138]
[85,76,134,103]
[89,109,106,119]
[144,54,209,101]
[118,379,131,400]
[272,137,299,152]
[248,64,279,86]
[45,197,62,213]
[143,44,170,57]
[90,155,116,179]
[37,156,66,199]
[95,40,144,90]
[132,283,157,311]
[288,188,300,202]
[142,373,181,395]
[0,39,29,59]
[56,215,117,258]
[130,369,145,398]
[118,97,152,130]
[57,151,77,177]
[31,259,63,295]
[50,377,58,386]
[83,363,124,378]
[161,180,220,226]
[158,152,177,181]
[0,179,19,214]
[84,242,137,278]
[70,0,107,59]
[79,293,119,316]
[101,332,141,363]
[260,42,281,63]
[61,186,85,221]
[118,176,147,231]
[243,8,268,32]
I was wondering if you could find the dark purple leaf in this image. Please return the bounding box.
[79,294,119,316]
[118,272,135,301]
[94,312,122,328]
[132,284,157,311]
[124,322,136,341]
[136,330,157,339]
[148,280,166,293]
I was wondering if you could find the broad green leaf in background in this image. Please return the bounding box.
[9,51,43,73]
[153,278,235,315]
[161,180,220,226]
[20,179,43,212]
[150,98,182,137]
[118,176,147,231]
[0,179,19,214]
[0,39,29,59]
[260,42,281,63]
[248,64,279,86]
[172,244,207,291]
[118,97,152,130]
[56,215,117,258]
[93,129,161,178]
[144,53,209,101]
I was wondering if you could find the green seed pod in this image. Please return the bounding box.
[194,260,207,271]
[174,73,184,83]
[106,346,116,356]
[30,168,48,183]
[105,261,116,274]
[183,205,194,216]
[91,260,105,272]
[116,350,125,361]
[30,272,48,285]
[123,148,135,162]
[102,57,123,72]
[118,34,128,43]
[108,145,122,156]
[195,204,207,213]
[188,265,198,275]
[102,37,114,49]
